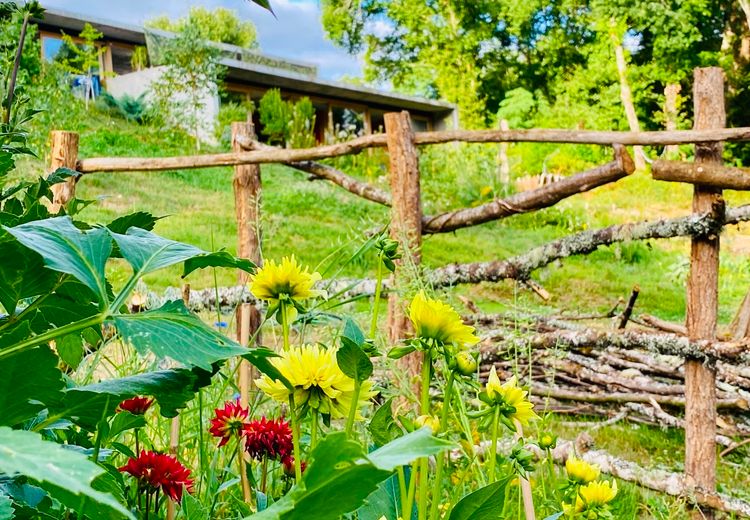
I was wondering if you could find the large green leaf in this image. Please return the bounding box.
[448,478,510,520]
[106,212,159,234]
[357,474,404,520]
[56,366,214,429]
[112,300,248,370]
[0,428,133,519]
[4,217,111,303]
[0,491,13,520]
[250,430,452,520]
[182,251,255,278]
[0,345,64,426]
[109,228,204,276]
[0,239,58,314]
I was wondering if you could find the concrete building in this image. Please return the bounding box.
[35,8,457,142]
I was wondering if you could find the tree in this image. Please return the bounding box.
[58,23,105,107]
[149,21,225,150]
[148,7,259,49]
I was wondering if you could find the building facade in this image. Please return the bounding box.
[35,8,457,142]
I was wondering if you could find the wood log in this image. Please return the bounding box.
[481,327,750,365]
[530,383,747,410]
[730,287,750,339]
[640,314,688,335]
[414,127,750,146]
[49,131,79,211]
[685,67,725,517]
[547,437,750,517]
[421,145,634,234]
[239,137,391,206]
[618,285,640,329]
[384,111,422,379]
[653,160,750,190]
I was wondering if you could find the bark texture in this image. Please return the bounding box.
[653,160,750,190]
[49,131,80,210]
[422,145,634,234]
[685,67,725,516]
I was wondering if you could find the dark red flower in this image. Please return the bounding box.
[243,417,293,461]
[281,455,307,476]
[119,450,194,502]
[117,396,154,415]
[209,400,249,447]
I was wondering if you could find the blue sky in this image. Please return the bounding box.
[39,0,364,80]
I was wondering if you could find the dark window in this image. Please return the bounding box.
[332,106,365,138]
[111,45,135,75]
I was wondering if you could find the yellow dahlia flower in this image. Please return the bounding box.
[249,256,323,303]
[564,480,618,514]
[485,368,538,427]
[566,455,600,484]
[255,344,375,419]
[409,291,479,347]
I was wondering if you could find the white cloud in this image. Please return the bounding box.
[39,0,363,79]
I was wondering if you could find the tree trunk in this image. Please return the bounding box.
[611,29,646,170]
[49,131,80,212]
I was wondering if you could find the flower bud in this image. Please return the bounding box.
[538,433,557,450]
[414,415,440,433]
[454,351,478,376]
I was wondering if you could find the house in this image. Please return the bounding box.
[35,8,457,142]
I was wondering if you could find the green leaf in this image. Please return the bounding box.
[341,318,365,347]
[0,345,64,426]
[0,491,13,520]
[448,477,510,520]
[387,345,416,360]
[249,430,451,520]
[336,342,373,382]
[368,428,455,471]
[181,492,209,520]
[0,427,133,519]
[46,167,79,185]
[0,239,58,313]
[106,212,160,234]
[57,334,84,369]
[368,398,402,447]
[4,217,111,303]
[109,227,204,276]
[57,366,214,429]
[112,300,247,370]
[357,474,402,520]
[182,251,255,278]
[248,0,274,14]
[108,411,146,439]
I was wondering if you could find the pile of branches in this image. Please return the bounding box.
[470,308,750,444]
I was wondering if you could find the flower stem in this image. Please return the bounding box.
[260,456,268,495]
[488,406,500,483]
[238,437,252,505]
[404,462,417,520]
[134,428,140,458]
[417,349,433,520]
[311,411,319,449]
[397,466,408,519]
[208,443,238,518]
[288,395,302,482]
[369,253,384,338]
[281,302,290,351]
[344,379,362,439]
[428,371,455,520]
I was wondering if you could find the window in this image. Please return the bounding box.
[110,44,136,75]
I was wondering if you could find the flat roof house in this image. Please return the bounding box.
[35,8,457,141]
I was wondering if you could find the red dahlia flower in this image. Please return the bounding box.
[209,400,249,447]
[243,417,293,461]
[117,396,154,415]
[119,450,194,502]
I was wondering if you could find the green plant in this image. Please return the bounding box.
[130,45,148,71]
[215,100,255,144]
[58,22,106,107]
[258,89,316,148]
[98,92,148,123]
[148,7,259,49]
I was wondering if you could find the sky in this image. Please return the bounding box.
[39,0,364,80]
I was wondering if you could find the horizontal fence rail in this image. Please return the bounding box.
[75,127,750,174]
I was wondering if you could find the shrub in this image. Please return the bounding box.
[215,100,255,145]
[258,88,316,148]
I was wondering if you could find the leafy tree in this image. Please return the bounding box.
[58,23,105,107]
[148,7,259,49]
[258,88,316,147]
[149,21,225,150]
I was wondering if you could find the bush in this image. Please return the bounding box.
[215,100,255,145]
[258,88,316,148]
[97,91,148,123]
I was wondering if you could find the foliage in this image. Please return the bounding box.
[215,100,255,145]
[58,23,105,107]
[148,21,225,150]
[98,92,148,124]
[130,45,148,71]
[148,7,259,49]
[258,89,316,148]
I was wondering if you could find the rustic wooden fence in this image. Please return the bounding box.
[49,67,750,518]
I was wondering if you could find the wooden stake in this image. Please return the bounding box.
[685,67,725,520]
[238,303,253,504]
[384,111,422,378]
[49,131,79,211]
[512,420,536,520]
[232,121,262,380]
[618,285,640,329]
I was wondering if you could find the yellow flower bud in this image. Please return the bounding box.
[415,415,441,433]
[455,351,478,376]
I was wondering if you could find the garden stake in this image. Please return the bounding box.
[513,420,536,520]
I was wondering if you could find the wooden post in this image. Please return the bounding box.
[384,111,422,377]
[685,67,725,520]
[497,119,510,184]
[49,131,79,211]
